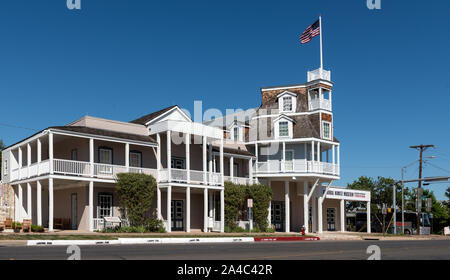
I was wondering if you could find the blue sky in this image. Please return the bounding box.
[1,0,449,199]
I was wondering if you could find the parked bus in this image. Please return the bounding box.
[354,210,431,235]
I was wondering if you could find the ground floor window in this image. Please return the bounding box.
[98,193,113,218]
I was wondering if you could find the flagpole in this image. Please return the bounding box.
[319,15,323,70]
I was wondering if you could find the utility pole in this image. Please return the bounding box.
[409,144,435,235]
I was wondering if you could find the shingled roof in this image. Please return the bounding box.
[49,126,157,144]
[130,105,178,125]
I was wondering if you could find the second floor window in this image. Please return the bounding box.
[130,151,142,167]
[323,122,331,140]
[279,121,289,137]
[171,157,186,169]
[99,147,113,164]
[283,97,292,111]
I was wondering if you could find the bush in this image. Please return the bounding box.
[100,218,166,233]
[224,182,272,232]
[116,173,157,227]
[31,224,45,233]
[224,225,246,233]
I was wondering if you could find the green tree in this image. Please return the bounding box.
[347,176,403,229]
[246,183,272,231]
[224,181,246,228]
[115,173,157,227]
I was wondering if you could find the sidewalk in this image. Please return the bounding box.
[317,231,450,241]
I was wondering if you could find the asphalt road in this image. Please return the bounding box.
[0,240,449,260]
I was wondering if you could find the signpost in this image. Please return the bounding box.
[247,199,253,233]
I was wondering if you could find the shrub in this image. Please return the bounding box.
[31,224,45,233]
[100,219,166,233]
[224,225,246,233]
[116,173,157,227]
[224,181,246,228]
[246,184,272,231]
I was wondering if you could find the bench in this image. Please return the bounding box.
[4,218,12,230]
[22,219,32,232]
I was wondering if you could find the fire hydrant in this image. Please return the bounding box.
[301,225,306,236]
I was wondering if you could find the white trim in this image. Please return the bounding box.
[247,137,339,146]
[251,110,333,121]
[322,121,332,140]
[144,106,192,126]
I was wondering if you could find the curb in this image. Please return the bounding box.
[27,236,319,246]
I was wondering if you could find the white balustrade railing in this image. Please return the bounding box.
[159,168,222,185]
[224,176,253,185]
[307,68,331,82]
[54,159,90,176]
[309,99,331,111]
[256,159,339,176]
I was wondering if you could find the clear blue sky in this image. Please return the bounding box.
[1,1,449,199]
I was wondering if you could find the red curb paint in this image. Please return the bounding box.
[254,236,320,242]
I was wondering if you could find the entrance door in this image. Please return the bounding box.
[326,208,336,231]
[171,200,184,231]
[271,201,285,232]
[71,193,77,230]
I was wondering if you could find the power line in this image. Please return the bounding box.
[426,162,450,174]
[0,122,38,131]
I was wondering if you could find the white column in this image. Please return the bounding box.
[18,184,23,221]
[340,199,345,232]
[248,158,253,183]
[37,181,42,226]
[203,136,207,185]
[312,192,317,232]
[156,133,161,181]
[229,156,234,179]
[167,185,172,233]
[185,133,190,183]
[37,138,42,175]
[186,187,191,232]
[255,143,259,174]
[27,143,31,178]
[303,181,309,234]
[203,188,208,232]
[167,131,171,182]
[318,197,323,233]
[285,181,290,233]
[49,132,53,175]
[220,139,224,186]
[14,186,18,221]
[317,141,321,165]
[49,178,54,232]
[332,145,336,174]
[208,142,213,182]
[27,182,32,219]
[89,138,94,177]
[367,202,371,233]
[18,147,22,179]
[157,187,162,220]
[337,145,340,175]
[88,181,93,232]
[311,141,314,172]
[125,143,130,172]
[220,189,225,233]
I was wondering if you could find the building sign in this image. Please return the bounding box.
[321,187,370,202]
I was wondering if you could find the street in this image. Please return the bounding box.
[0,240,449,260]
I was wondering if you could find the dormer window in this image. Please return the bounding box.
[283,97,292,111]
[233,126,239,141]
[277,91,297,113]
[273,115,295,139]
[279,121,289,137]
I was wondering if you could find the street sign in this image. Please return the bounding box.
[247,198,253,208]
[426,198,432,212]
[382,204,387,215]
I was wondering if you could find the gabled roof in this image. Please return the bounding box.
[276,90,297,98]
[272,114,296,124]
[130,105,179,125]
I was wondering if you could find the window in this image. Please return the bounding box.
[279,121,289,137]
[129,151,142,167]
[71,149,78,161]
[99,147,113,164]
[233,127,239,141]
[283,97,292,111]
[97,193,113,218]
[323,122,332,140]
[171,157,185,169]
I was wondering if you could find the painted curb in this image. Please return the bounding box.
[254,236,320,242]
[27,236,319,246]
[27,240,121,246]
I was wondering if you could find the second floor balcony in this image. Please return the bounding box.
[255,159,339,176]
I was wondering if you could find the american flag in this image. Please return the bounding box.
[300,20,320,44]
